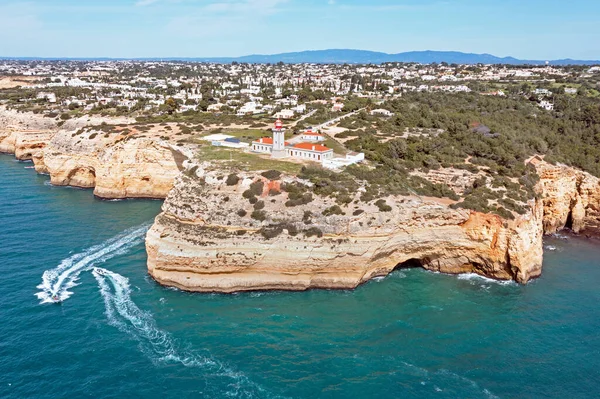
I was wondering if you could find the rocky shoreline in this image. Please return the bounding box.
[2,107,600,292]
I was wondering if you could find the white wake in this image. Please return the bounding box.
[92,267,274,398]
[35,224,149,304]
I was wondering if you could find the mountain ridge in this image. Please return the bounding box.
[1,49,599,65]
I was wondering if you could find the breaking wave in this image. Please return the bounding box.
[457,273,516,286]
[92,267,276,398]
[35,224,149,304]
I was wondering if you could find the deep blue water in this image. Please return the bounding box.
[1,153,600,399]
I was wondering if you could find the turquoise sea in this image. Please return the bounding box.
[1,153,600,399]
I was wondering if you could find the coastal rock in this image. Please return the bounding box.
[534,159,600,236]
[146,169,544,292]
[36,129,187,198]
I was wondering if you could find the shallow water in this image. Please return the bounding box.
[1,154,600,398]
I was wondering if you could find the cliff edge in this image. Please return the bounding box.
[146,166,545,292]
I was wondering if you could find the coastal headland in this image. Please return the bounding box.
[2,105,599,292]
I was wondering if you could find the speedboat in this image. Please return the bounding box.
[94,268,107,276]
[51,294,61,303]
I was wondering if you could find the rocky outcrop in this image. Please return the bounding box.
[34,129,188,198]
[534,159,600,236]
[146,167,544,293]
[0,107,187,199]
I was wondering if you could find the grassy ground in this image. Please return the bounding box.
[197,128,296,143]
[323,134,348,155]
[197,144,304,174]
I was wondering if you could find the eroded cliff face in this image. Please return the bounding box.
[34,129,187,198]
[146,167,544,293]
[535,160,600,236]
[0,107,187,199]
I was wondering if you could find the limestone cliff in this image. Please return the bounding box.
[33,129,188,199]
[0,107,187,199]
[533,158,600,236]
[146,167,544,292]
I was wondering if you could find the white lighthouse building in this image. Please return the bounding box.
[271,119,287,159]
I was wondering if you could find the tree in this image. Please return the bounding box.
[165,97,179,114]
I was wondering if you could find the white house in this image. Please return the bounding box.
[251,137,277,154]
[300,131,325,142]
[273,109,295,119]
[322,152,365,170]
[288,143,333,162]
[237,102,262,116]
[370,109,394,117]
[331,103,344,112]
[293,104,307,114]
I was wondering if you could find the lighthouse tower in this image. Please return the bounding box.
[271,119,286,159]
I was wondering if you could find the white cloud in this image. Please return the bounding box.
[164,0,288,38]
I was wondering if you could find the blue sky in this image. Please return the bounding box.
[1,0,599,59]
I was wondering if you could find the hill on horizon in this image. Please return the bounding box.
[2,49,599,65]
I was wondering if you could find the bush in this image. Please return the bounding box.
[375,199,392,212]
[249,196,258,205]
[304,227,323,238]
[249,180,264,196]
[353,209,365,216]
[237,209,247,217]
[285,193,313,207]
[251,210,267,221]
[259,222,298,239]
[254,200,265,210]
[226,174,240,186]
[60,113,71,120]
[322,205,344,216]
[268,188,281,196]
[259,225,283,239]
[261,170,282,180]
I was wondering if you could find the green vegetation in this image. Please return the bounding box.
[196,145,302,174]
[226,174,240,186]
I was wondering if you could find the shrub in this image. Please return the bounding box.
[261,170,282,180]
[268,188,281,196]
[304,227,323,238]
[236,230,247,236]
[226,174,240,186]
[322,205,344,216]
[237,209,247,217]
[249,180,264,196]
[375,199,392,212]
[259,225,284,239]
[353,209,365,216]
[251,210,267,221]
[249,196,258,205]
[285,193,313,207]
[254,200,265,210]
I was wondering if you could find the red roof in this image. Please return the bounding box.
[252,137,290,146]
[293,142,332,152]
[255,137,273,145]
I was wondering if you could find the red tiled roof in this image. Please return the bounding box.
[253,137,273,145]
[252,137,290,146]
[292,142,332,152]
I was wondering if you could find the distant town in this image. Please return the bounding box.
[1,60,599,172]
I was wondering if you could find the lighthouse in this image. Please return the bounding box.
[271,119,286,158]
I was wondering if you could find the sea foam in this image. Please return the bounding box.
[35,223,149,304]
